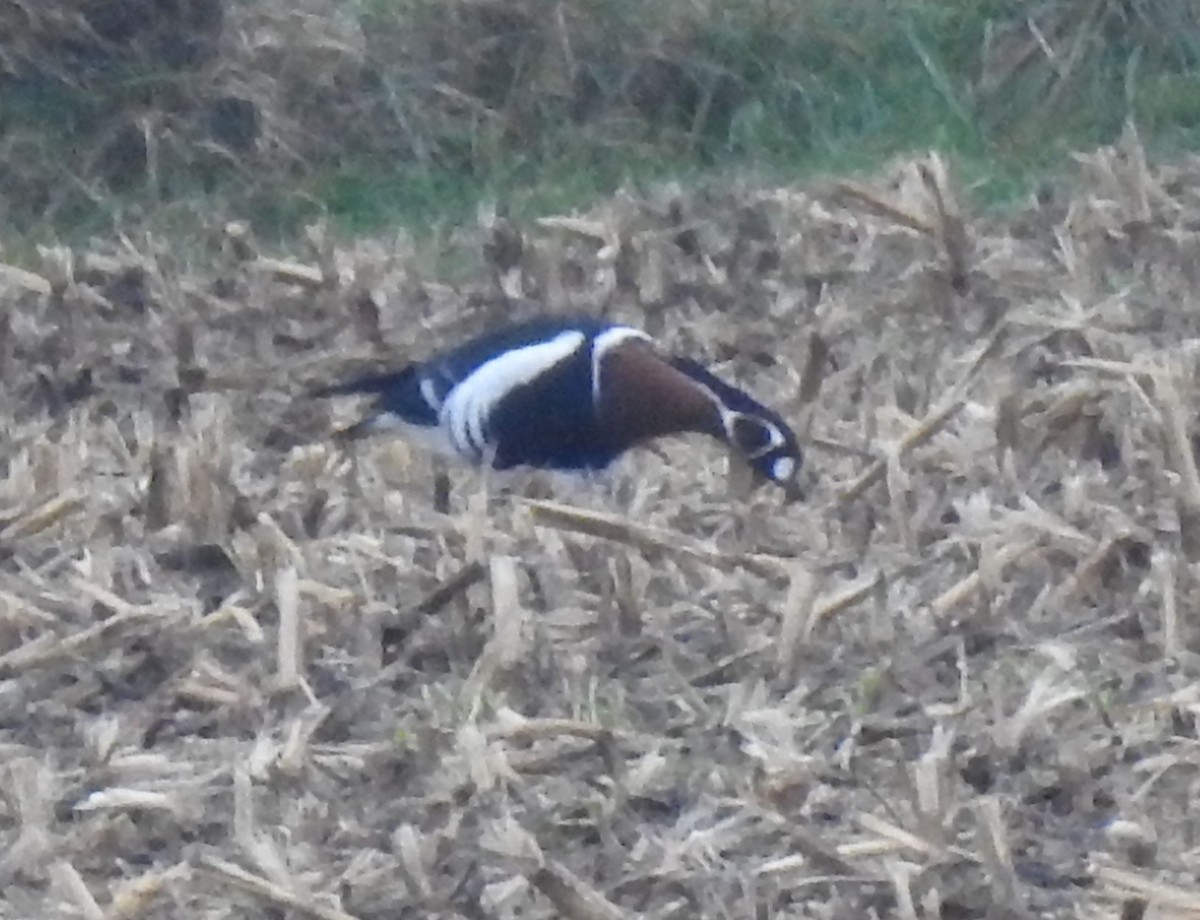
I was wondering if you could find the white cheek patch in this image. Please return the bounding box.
[771,456,796,482]
[591,326,654,407]
[723,412,787,456]
[441,331,587,460]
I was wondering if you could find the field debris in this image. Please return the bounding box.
[3,137,1200,918]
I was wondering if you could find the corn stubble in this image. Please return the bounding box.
[1,136,1199,918]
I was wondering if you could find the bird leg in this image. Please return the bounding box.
[431,458,451,514]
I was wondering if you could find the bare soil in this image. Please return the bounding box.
[2,133,1199,919]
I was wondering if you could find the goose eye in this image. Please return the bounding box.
[730,414,776,457]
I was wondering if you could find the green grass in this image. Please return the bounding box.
[3,0,1200,250]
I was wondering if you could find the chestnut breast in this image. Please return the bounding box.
[595,340,724,448]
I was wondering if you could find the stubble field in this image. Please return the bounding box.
[1,131,1199,919]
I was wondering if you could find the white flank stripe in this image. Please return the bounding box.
[441,331,587,460]
[591,327,654,407]
[419,375,442,412]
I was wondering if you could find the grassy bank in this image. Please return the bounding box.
[1,0,1199,246]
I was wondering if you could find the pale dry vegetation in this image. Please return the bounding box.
[3,0,1200,236]
[1,125,1199,918]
